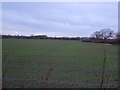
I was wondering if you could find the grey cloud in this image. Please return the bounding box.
[2,2,118,37]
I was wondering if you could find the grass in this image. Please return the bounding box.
[2,39,118,88]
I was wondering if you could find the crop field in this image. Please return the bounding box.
[2,39,118,88]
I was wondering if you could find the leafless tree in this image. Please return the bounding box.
[115,32,120,39]
[100,28,114,40]
[91,31,102,39]
[91,28,114,40]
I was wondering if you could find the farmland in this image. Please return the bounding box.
[2,39,118,88]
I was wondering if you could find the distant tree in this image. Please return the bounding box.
[100,28,114,40]
[91,28,114,40]
[90,31,102,39]
[115,32,120,39]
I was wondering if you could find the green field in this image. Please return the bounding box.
[2,39,118,88]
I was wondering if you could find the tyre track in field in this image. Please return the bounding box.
[3,77,118,88]
[6,66,44,73]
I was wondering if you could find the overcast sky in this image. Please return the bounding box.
[2,2,118,37]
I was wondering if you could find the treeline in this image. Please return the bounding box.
[1,28,120,45]
[1,35,81,40]
[1,34,120,45]
[81,38,120,45]
[1,35,48,39]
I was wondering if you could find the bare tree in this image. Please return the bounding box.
[100,28,114,40]
[90,31,102,39]
[91,28,114,40]
[115,32,120,39]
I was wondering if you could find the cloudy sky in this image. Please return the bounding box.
[2,2,118,37]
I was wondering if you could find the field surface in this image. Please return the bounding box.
[2,39,118,88]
